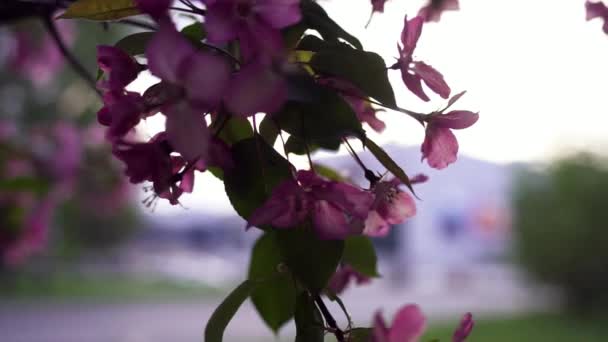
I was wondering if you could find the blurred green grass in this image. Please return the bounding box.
[423,312,608,342]
[0,272,221,301]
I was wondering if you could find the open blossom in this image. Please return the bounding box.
[248,170,373,240]
[418,0,460,23]
[97,46,141,92]
[327,264,371,294]
[146,20,232,110]
[373,304,426,342]
[586,1,608,34]
[364,175,427,237]
[202,0,301,61]
[97,91,146,141]
[134,0,172,19]
[393,16,450,102]
[421,92,479,169]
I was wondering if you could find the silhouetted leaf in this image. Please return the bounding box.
[204,279,257,342]
[294,293,324,342]
[114,32,154,56]
[277,226,344,293]
[301,0,362,49]
[248,233,296,333]
[311,47,396,107]
[343,236,380,277]
[364,137,415,194]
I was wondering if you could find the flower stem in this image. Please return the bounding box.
[43,15,102,98]
[314,295,345,342]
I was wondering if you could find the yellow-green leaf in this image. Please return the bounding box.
[60,0,139,21]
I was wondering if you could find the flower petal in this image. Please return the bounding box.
[313,200,351,240]
[413,61,450,99]
[401,16,424,56]
[224,62,287,116]
[421,125,458,169]
[434,110,479,129]
[164,102,210,161]
[256,0,302,28]
[388,304,426,342]
[402,71,430,102]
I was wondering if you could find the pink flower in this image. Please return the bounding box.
[452,312,474,342]
[146,20,232,110]
[586,1,608,34]
[248,170,374,239]
[224,61,287,117]
[371,0,387,13]
[97,46,141,92]
[418,0,460,23]
[203,0,301,61]
[373,304,426,342]
[394,16,450,102]
[364,175,427,237]
[318,78,386,132]
[327,264,371,294]
[421,92,478,169]
[134,0,172,19]
[97,91,146,141]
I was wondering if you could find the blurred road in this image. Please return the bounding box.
[0,265,557,342]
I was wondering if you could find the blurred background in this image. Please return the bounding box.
[1,0,608,341]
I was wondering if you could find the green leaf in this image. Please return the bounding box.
[0,177,49,195]
[343,236,380,277]
[283,22,308,49]
[181,22,207,44]
[274,89,363,147]
[301,0,362,50]
[114,32,154,56]
[311,47,396,107]
[248,233,296,333]
[60,0,139,20]
[364,137,415,195]
[312,164,346,182]
[258,115,280,147]
[204,279,257,342]
[348,328,373,341]
[284,136,340,155]
[215,116,254,146]
[296,35,328,52]
[294,293,324,342]
[277,226,344,293]
[224,135,292,221]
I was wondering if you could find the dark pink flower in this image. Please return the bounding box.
[327,264,371,294]
[373,304,426,342]
[394,16,450,102]
[97,45,141,92]
[418,0,460,23]
[452,312,474,342]
[318,77,386,132]
[364,177,421,237]
[371,0,387,13]
[586,1,608,34]
[248,170,373,239]
[112,133,174,195]
[203,0,301,60]
[146,20,231,109]
[224,61,287,117]
[163,101,211,162]
[134,0,172,19]
[421,93,478,169]
[97,91,145,141]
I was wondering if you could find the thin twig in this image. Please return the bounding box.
[43,16,102,97]
[314,295,345,342]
